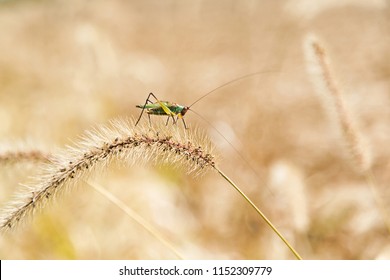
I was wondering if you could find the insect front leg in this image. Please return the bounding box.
[181,118,188,129]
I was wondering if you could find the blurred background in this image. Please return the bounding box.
[0,0,389,259]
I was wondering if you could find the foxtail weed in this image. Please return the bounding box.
[0,117,301,259]
[304,34,390,235]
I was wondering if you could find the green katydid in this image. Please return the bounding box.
[135,93,190,128]
[135,70,282,201]
[134,70,300,259]
[135,70,279,129]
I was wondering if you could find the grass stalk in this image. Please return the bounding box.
[0,118,301,259]
[216,168,302,260]
[87,180,184,259]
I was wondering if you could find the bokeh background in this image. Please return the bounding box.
[0,0,389,259]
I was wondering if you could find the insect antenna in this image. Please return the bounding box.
[184,69,286,196]
[188,69,282,109]
[189,108,274,197]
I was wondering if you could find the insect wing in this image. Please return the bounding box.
[143,101,172,115]
[156,101,176,116]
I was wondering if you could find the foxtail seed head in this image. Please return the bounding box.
[304,34,372,173]
[0,118,216,231]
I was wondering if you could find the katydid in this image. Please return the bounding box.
[135,70,280,197]
[135,93,190,128]
[135,70,278,129]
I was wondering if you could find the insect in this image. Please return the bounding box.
[135,93,190,129]
[134,70,279,198]
[135,70,278,129]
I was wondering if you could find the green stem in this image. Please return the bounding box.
[215,167,302,260]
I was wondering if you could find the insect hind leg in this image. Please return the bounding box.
[135,92,155,127]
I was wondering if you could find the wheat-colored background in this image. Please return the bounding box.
[0,0,389,259]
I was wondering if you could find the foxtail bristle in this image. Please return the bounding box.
[304,34,372,173]
[0,117,216,231]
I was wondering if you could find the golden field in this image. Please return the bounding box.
[0,0,389,259]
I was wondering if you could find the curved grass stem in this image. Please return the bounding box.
[0,118,301,259]
[215,167,303,260]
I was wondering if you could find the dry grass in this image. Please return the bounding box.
[0,119,217,230]
[0,0,389,259]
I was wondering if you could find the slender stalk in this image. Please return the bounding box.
[0,118,302,259]
[215,167,302,260]
[87,180,184,259]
